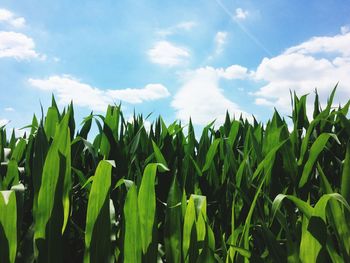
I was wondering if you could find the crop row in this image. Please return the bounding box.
[1,87,350,262]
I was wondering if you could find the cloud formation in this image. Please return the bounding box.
[217,65,249,79]
[29,75,170,111]
[172,66,251,125]
[0,31,42,60]
[148,41,190,66]
[0,8,25,28]
[106,84,170,104]
[252,30,350,113]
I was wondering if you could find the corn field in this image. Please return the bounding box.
[1,87,350,262]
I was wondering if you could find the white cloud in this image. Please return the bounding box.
[284,31,350,57]
[0,31,42,60]
[0,10,45,60]
[106,84,170,103]
[29,75,109,111]
[0,8,25,28]
[235,8,249,20]
[171,66,251,125]
[214,31,228,55]
[217,64,249,79]
[253,31,350,114]
[28,75,170,111]
[148,41,190,66]
[4,107,14,112]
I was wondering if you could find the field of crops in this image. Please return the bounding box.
[1,87,350,263]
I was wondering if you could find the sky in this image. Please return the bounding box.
[1,0,350,135]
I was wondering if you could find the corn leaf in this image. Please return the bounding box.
[84,160,112,263]
[0,190,17,263]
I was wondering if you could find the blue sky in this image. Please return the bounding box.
[1,0,350,134]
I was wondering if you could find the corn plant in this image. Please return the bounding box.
[0,87,350,262]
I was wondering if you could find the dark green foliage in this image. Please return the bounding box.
[0,87,350,262]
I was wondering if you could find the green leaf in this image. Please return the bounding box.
[138,163,162,256]
[252,139,288,183]
[0,190,17,263]
[44,106,59,140]
[100,105,120,157]
[164,176,182,263]
[272,194,313,221]
[190,155,203,177]
[10,138,26,162]
[299,133,338,188]
[341,142,350,204]
[301,193,350,262]
[317,163,350,255]
[79,112,93,139]
[183,195,198,263]
[272,193,350,262]
[2,160,19,190]
[123,184,141,263]
[227,121,240,147]
[226,245,251,259]
[239,177,265,263]
[32,125,49,217]
[152,140,169,171]
[84,160,113,263]
[202,138,220,172]
[34,113,71,263]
